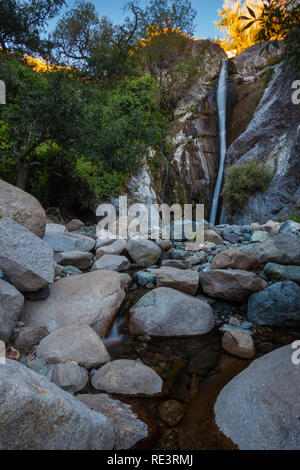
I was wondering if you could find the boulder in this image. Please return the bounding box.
[36,324,111,368]
[279,220,300,234]
[22,270,129,336]
[92,254,130,272]
[44,232,95,253]
[0,359,114,449]
[151,267,199,295]
[66,219,84,232]
[222,330,255,359]
[129,287,214,336]
[247,233,300,266]
[51,363,89,393]
[126,239,161,267]
[96,239,126,259]
[0,218,54,292]
[214,344,300,449]
[211,249,253,270]
[78,394,148,450]
[259,220,280,234]
[54,251,93,270]
[204,230,223,245]
[248,281,300,325]
[199,269,267,302]
[0,280,24,342]
[0,179,46,238]
[91,359,162,396]
[264,263,300,284]
[13,326,48,352]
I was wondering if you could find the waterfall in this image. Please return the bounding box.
[161,161,169,203]
[209,59,228,226]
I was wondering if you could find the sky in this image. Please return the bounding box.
[48,0,225,39]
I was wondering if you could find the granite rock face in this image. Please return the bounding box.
[0,360,114,449]
[0,178,46,238]
[214,344,300,450]
[0,218,54,292]
[129,287,214,336]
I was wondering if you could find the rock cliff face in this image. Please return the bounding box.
[221,43,300,224]
[121,41,299,226]
[120,40,226,218]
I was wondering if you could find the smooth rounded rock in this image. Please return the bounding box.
[129,287,214,336]
[54,251,93,270]
[151,267,199,295]
[126,239,161,267]
[0,359,114,449]
[92,254,130,272]
[222,330,255,359]
[51,363,89,392]
[214,344,300,449]
[36,324,111,368]
[0,178,46,238]
[91,359,163,396]
[211,249,253,270]
[199,269,267,302]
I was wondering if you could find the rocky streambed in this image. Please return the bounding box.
[0,178,300,450]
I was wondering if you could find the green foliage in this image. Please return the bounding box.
[223,159,273,214]
[0,0,65,54]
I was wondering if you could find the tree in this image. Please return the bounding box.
[0,0,65,54]
[216,0,265,55]
[240,0,300,70]
[0,54,87,188]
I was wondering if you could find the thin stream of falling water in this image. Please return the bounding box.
[210,59,228,226]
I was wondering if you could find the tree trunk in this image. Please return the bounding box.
[17,160,29,190]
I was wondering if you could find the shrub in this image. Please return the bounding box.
[223,159,273,214]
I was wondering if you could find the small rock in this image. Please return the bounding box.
[45,223,66,234]
[161,259,189,269]
[211,249,253,270]
[222,330,255,359]
[158,400,186,426]
[13,326,48,352]
[126,239,161,267]
[188,349,220,375]
[251,231,269,243]
[92,254,130,272]
[54,251,93,270]
[133,271,157,287]
[67,219,84,232]
[204,230,223,245]
[151,266,199,295]
[156,239,172,251]
[51,363,89,392]
[96,239,127,258]
[91,359,163,396]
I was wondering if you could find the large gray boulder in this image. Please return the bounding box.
[78,394,148,449]
[129,287,214,336]
[0,179,46,238]
[91,359,162,396]
[54,250,93,270]
[126,239,161,267]
[36,324,111,368]
[246,233,300,266]
[151,267,199,295]
[0,359,114,449]
[0,280,24,342]
[44,232,95,253]
[199,269,267,302]
[22,270,129,336]
[248,281,300,325]
[0,218,54,292]
[214,344,300,449]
